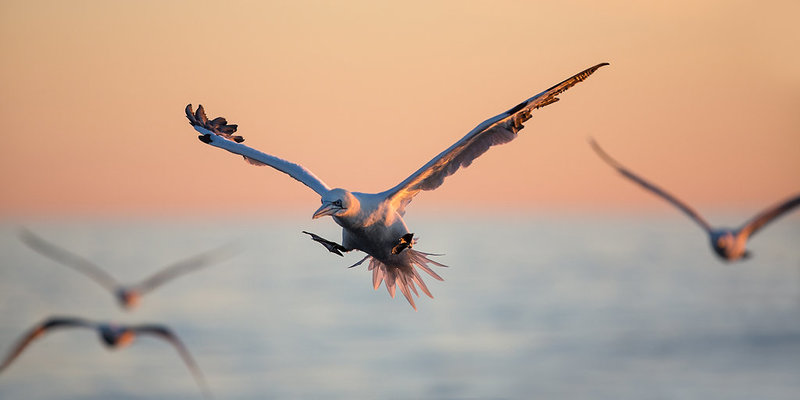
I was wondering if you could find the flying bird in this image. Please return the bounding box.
[20,229,236,310]
[0,316,212,399]
[589,138,800,261]
[186,63,608,309]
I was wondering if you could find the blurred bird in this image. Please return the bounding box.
[590,138,800,261]
[20,229,236,310]
[0,316,212,399]
[186,63,608,309]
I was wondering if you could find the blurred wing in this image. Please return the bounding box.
[186,104,331,196]
[0,317,94,373]
[738,194,800,238]
[383,63,608,213]
[589,138,713,233]
[135,325,212,399]
[19,229,119,291]
[131,244,239,295]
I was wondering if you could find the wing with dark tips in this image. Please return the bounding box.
[19,229,119,292]
[185,104,331,196]
[738,194,800,239]
[382,63,608,214]
[0,317,94,373]
[186,104,243,143]
[130,244,239,295]
[589,138,714,233]
[134,325,213,399]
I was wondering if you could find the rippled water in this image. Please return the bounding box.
[1,214,799,399]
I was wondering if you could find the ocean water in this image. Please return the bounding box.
[0,214,798,400]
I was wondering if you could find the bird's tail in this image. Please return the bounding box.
[356,250,447,310]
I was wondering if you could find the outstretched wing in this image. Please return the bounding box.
[186,104,331,196]
[130,244,239,295]
[738,194,800,239]
[589,138,714,233]
[19,229,119,292]
[382,63,608,213]
[134,325,212,399]
[0,317,94,373]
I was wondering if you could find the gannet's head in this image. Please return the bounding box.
[313,189,357,219]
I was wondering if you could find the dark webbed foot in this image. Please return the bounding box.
[303,231,349,256]
[391,233,415,255]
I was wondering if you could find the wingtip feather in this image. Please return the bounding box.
[185,103,244,143]
[185,104,196,125]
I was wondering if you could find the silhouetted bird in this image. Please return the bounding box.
[0,316,212,399]
[590,138,800,261]
[186,63,608,309]
[20,229,236,309]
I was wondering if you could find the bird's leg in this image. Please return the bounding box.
[391,233,415,255]
[302,231,349,257]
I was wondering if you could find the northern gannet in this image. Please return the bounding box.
[0,316,212,398]
[590,138,799,261]
[20,229,235,310]
[186,63,609,308]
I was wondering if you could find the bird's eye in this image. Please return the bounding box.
[333,200,343,207]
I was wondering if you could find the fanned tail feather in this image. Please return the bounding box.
[357,249,447,310]
[411,268,432,298]
[371,262,384,290]
[396,276,416,310]
[384,265,397,298]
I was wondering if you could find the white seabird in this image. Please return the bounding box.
[20,229,236,310]
[186,63,608,309]
[0,316,212,399]
[590,138,800,261]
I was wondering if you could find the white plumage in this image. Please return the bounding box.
[186,63,608,309]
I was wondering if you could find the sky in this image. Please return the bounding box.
[0,0,798,217]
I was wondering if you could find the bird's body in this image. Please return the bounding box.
[709,230,750,260]
[114,288,143,309]
[20,229,235,310]
[590,138,800,262]
[97,323,137,348]
[331,191,407,259]
[0,317,211,399]
[187,63,608,308]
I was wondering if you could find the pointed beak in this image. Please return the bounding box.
[312,203,340,219]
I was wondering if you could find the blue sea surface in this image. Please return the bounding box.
[0,214,799,399]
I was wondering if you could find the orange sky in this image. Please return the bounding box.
[1,0,798,217]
